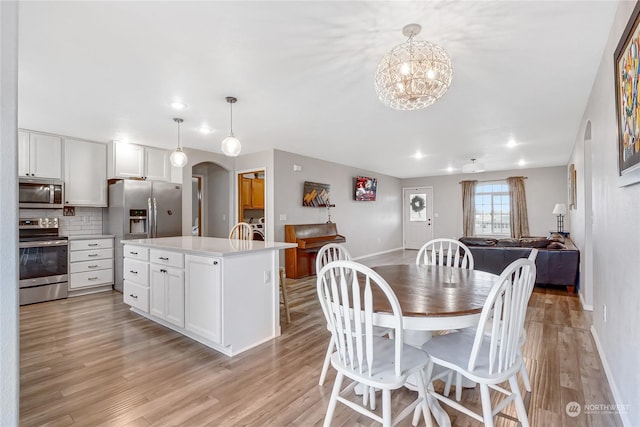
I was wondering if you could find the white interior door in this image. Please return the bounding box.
[403,187,434,249]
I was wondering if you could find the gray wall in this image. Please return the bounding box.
[402,166,567,239]
[0,1,19,423]
[193,162,229,238]
[568,2,640,424]
[273,150,403,258]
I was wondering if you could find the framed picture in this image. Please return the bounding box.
[354,176,377,201]
[568,163,577,210]
[614,2,640,187]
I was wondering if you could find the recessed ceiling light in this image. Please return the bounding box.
[446,166,454,173]
[199,125,213,134]
[170,101,187,110]
[518,159,526,166]
[507,138,517,148]
[413,151,425,159]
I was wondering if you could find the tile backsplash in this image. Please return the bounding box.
[19,207,103,236]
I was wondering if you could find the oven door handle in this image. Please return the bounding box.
[19,240,69,248]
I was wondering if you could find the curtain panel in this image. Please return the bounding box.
[507,176,530,238]
[461,180,477,237]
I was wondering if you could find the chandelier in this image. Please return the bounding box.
[375,24,453,111]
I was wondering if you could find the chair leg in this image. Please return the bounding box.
[415,369,433,427]
[479,383,494,427]
[455,372,462,401]
[509,376,530,427]
[319,337,335,386]
[323,372,344,427]
[520,357,532,392]
[443,371,453,396]
[382,388,392,427]
[279,267,291,323]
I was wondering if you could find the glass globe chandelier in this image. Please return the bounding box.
[169,118,188,168]
[221,96,241,157]
[375,24,453,111]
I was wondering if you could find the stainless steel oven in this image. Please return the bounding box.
[19,178,64,209]
[19,218,68,305]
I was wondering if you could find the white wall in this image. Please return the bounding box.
[569,2,640,424]
[273,150,403,258]
[402,166,567,239]
[0,1,19,423]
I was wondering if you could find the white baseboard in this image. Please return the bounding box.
[353,247,405,261]
[590,325,631,426]
[580,292,593,311]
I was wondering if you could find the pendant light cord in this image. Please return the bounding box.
[177,120,181,149]
[229,102,234,136]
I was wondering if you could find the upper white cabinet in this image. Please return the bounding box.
[108,141,170,181]
[64,138,107,206]
[19,130,63,179]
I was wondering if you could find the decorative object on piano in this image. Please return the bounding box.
[354,176,377,201]
[302,181,331,207]
[410,193,427,221]
[615,1,640,187]
[374,23,453,111]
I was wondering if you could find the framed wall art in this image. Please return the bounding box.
[302,181,331,207]
[614,1,640,186]
[354,176,377,201]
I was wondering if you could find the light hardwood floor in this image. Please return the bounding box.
[20,250,622,426]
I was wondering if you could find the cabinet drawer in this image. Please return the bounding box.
[69,269,113,289]
[150,249,183,268]
[124,280,149,313]
[124,258,149,285]
[69,258,113,274]
[69,248,113,262]
[124,245,149,261]
[70,238,113,251]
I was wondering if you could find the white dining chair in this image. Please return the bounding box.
[416,238,474,400]
[228,222,253,240]
[416,238,474,270]
[317,260,432,427]
[316,243,352,387]
[420,257,536,427]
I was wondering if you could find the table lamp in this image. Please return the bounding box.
[552,203,567,233]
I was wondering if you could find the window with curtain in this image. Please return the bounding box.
[474,181,510,235]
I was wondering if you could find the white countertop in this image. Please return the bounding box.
[121,236,297,257]
[67,234,115,240]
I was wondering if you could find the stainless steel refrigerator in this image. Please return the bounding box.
[104,180,182,291]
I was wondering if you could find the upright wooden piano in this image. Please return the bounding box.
[285,223,346,279]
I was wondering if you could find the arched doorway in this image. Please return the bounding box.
[192,161,230,238]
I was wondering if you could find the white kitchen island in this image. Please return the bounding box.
[120,236,297,357]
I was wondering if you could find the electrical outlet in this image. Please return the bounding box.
[279,214,287,221]
[603,304,607,323]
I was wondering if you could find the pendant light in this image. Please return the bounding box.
[169,118,188,168]
[221,96,241,157]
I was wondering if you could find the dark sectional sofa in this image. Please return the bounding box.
[459,235,580,290]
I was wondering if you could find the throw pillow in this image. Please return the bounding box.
[520,237,549,248]
[547,241,567,249]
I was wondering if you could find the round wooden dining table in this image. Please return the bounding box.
[369,264,499,427]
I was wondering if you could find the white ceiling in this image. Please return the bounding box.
[18,1,618,179]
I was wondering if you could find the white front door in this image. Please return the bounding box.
[403,187,434,249]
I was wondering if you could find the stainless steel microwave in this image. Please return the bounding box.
[19,178,64,209]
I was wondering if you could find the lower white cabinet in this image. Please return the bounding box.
[150,264,184,328]
[185,254,222,344]
[69,237,114,292]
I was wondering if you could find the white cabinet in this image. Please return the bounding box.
[64,138,107,207]
[123,245,150,313]
[18,130,63,179]
[68,237,114,292]
[145,147,171,181]
[108,141,170,181]
[185,255,222,344]
[150,264,185,327]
